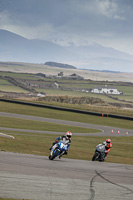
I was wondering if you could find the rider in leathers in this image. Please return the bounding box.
[49,131,72,159]
[103,138,112,158]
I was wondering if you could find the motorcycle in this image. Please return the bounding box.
[92,144,106,162]
[49,140,68,160]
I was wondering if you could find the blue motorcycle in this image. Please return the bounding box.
[49,140,68,160]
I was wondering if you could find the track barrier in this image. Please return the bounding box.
[0,98,133,121]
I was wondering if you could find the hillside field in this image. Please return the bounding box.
[0,68,133,117]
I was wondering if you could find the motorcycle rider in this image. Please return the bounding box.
[49,131,72,159]
[103,138,112,158]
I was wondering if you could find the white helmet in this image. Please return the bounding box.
[65,131,72,139]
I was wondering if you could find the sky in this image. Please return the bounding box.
[0,0,133,55]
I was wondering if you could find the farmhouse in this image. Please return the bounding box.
[55,72,84,80]
[91,86,122,95]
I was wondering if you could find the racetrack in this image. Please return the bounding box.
[0,112,133,136]
[0,112,133,200]
[0,151,133,200]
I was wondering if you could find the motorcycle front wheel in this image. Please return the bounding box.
[49,148,60,160]
[92,152,99,161]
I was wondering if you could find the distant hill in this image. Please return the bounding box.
[0,29,74,64]
[45,62,76,69]
[1,29,133,72]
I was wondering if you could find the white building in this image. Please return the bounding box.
[91,86,122,95]
[37,93,46,97]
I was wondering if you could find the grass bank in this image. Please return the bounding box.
[0,116,98,133]
[0,101,133,129]
[0,131,133,165]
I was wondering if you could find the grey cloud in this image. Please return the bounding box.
[0,0,133,55]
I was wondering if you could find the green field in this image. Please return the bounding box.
[0,71,133,108]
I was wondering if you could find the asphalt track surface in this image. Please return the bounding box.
[0,152,133,200]
[0,112,133,200]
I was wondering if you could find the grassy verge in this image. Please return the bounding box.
[0,131,133,165]
[0,116,99,133]
[0,101,133,129]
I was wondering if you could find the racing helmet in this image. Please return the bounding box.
[106,138,111,143]
[65,131,72,139]
[106,138,111,148]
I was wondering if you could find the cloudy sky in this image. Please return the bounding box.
[0,0,133,55]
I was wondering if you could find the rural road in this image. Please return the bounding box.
[0,112,133,200]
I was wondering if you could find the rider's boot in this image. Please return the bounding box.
[59,152,64,159]
[59,151,67,159]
